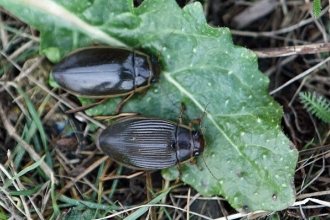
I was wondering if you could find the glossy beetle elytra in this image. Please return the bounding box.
[52,46,161,112]
[96,116,205,170]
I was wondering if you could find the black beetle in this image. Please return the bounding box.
[52,46,161,112]
[96,115,205,170]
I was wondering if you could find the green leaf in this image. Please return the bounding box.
[58,195,122,210]
[3,156,45,189]
[0,0,298,212]
[0,212,8,220]
[299,92,330,123]
[8,184,43,196]
[313,0,322,19]
[62,207,96,220]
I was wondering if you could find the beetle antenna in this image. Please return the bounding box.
[194,103,220,181]
[179,103,186,124]
[188,102,210,127]
[156,30,178,108]
[158,82,177,108]
[157,30,175,62]
[201,150,219,181]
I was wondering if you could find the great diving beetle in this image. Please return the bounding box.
[52,46,161,112]
[96,105,206,170]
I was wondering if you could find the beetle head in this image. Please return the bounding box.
[150,56,161,83]
[191,131,205,157]
[151,30,176,83]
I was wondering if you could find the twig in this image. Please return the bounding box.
[297,190,330,200]
[58,156,108,195]
[270,56,330,95]
[254,43,330,58]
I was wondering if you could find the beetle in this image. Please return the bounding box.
[52,46,161,112]
[96,107,205,170]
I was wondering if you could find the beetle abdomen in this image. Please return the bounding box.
[97,117,179,169]
[108,146,178,170]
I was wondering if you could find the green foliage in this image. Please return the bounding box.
[299,92,330,123]
[8,184,43,196]
[2,156,45,189]
[0,0,298,212]
[11,84,52,168]
[62,208,96,220]
[313,0,322,18]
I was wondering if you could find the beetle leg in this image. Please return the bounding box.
[94,112,140,120]
[99,170,145,181]
[157,30,176,61]
[145,171,157,218]
[175,163,182,183]
[140,88,148,95]
[65,98,108,114]
[190,157,202,171]
[188,103,210,127]
[115,92,135,114]
[179,103,186,124]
